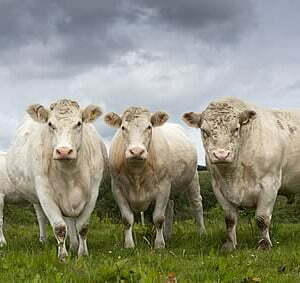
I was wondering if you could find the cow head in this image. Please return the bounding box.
[104,107,168,165]
[27,99,102,161]
[182,102,256,165]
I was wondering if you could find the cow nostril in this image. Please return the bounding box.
[68,149,73,155]
[56,149,61,155]
[140,149,145,155]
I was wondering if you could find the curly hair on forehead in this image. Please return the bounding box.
[50,99,80,111]
[122,106,151,122]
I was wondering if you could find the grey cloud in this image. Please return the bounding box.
[0,0,255,78]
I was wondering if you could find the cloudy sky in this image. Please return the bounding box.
[0,0,299,164]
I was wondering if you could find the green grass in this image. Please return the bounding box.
[2,171,300,282]
[2,205,300,282]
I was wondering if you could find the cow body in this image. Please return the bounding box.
[7,99,107,259]
[0,152,47,246]
[105,107,205,249]
[183,97,300,250]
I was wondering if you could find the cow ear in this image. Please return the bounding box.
[27,104,49,123]
[151,111,169,127]
[182,112,202,128]
[239,110,256,125]
[104,112,122,128]
[82,105,103,123]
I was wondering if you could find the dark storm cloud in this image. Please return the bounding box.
[136,0,254,43]
[0,0,254,76]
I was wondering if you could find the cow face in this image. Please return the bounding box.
[183,103,256,165]
[27,99,102,161]
[105,107,168,164]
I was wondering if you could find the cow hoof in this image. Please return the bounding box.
[221,241,236,252]
[258,238,272,250]
[124,241,135,249]
[0,239,7,247]
[154,241,165,249]
[198,227,207,235]
[39,237,47,244]
[58,249,68,262]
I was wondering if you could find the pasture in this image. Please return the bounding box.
[1,172,300,282]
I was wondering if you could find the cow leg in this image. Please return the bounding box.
[75,183,99,257]
[256,179,279,250]
[222,209,238,252]
[35,180,68,260]
[187,173,206,234]
[153,183,171,249]
[213,184,238,251]
[163,199,174,242]
[0,194,6,247]
[33,203,47,243]
[65,217,78,252]
[113,183,135,248]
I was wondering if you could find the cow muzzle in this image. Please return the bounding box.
[54,147,77,161]
[125,146,147,162]
[211,149,232,164]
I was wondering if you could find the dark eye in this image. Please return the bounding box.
[121,126,125,131]
[147,125,152,130]
[48,122,55,130]
[77,121,82,128]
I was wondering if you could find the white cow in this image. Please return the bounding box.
[7,99,107,260]
[105,107,205,249]
[183,97,300,250]
[0,152,47,246]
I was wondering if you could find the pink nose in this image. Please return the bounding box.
[55,147,74,159]
[128,147,145,158]
[213,149,230,161]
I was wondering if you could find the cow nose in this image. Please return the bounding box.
[129,147,145,157]
[213,149,230,161]
[56,147,74,159]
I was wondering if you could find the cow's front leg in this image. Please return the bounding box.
[0,194,6,247]
[256,178,279,250]
[35,178,68,260]
[212,183,238,251]
[76,182,100,257]
[153,182,171,249]
[112,182,135,248]
[33,203,48,243]
[222,209,238,252]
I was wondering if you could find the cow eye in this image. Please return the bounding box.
[147,125,152,130]
[121,126,126,131]
[48,122,56,130]
[77,121,82,128]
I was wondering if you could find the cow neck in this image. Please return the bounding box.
[212,162,239,186]
[124,160,153,185]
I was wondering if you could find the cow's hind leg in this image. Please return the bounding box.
[187,173,206,234]
[33,203,48,243]
[163,199,174,242]
[0,194,6,247]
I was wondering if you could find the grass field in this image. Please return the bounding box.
[1,172,300,282]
